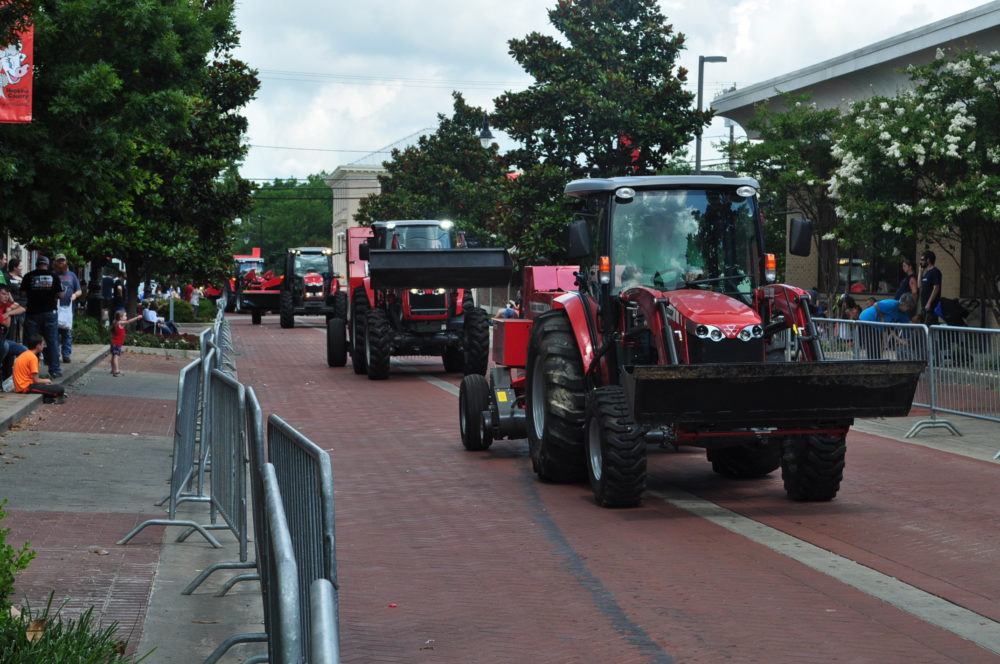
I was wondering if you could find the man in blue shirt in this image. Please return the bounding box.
[53,254,82,364]
[858,293,916,359]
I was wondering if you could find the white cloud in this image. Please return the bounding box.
[234,0,988,179]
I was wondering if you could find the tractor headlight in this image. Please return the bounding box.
[695,324,724,341]
[737,324,763,341]
[710,328,723,341]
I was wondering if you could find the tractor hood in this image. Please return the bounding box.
[666,290,761,335]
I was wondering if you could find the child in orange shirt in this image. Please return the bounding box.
[13,333,65,402]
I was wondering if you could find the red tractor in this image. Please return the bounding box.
[205,248,266,313]
[459,174,925,508]
[326,220,512,378]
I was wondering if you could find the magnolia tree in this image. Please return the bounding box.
[829,49,1000,319]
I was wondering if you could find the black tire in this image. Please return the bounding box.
[442,346,464,373]
[462,291,474,311]
[781,433,846,501]
[707,443,781,479]
[350,287,369,375]
[251,309,262,325]
[279,291,295,328]
[223,283,236,313]
[327,318,347,367]
[331,290,348,321]
[525,311,587,483]
[459,374,493,451]
[586,386,646,507]
[364,308,391,380]
[462,306,490,375]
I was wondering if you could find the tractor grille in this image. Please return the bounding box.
[687,337,763,364]
[408,292,447,316]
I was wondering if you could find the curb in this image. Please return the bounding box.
[122,346,201,360]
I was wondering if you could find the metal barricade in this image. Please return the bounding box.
[118,358,222,548]
[204,463,301,664]
[310,579,340,664]
[267,414,339,658]
[909,325,1000,442]
[181,369,251,593]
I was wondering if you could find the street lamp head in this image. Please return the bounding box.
[478,114,495,149]
[700,55,727,64]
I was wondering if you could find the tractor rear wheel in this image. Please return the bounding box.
[708,443,781,479]
[365,308,391,380]
[350,287,369,374]
[459,374,493,451]
[462,306,490,375]
[525,311,587,483]
[442,346,464,373]
[327,318,347,367]
[251,309,262,325]
[781,433,846,501]
[586,386,646,507]
[279,291,294,328]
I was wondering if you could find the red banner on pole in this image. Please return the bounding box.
[0,24,33,123]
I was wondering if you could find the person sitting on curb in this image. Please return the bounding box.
[13,333,66,402]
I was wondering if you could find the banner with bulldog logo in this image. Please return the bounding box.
[0,24,33,123]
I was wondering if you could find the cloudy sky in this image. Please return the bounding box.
[232,0,990,182]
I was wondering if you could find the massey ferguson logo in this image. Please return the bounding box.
[721,324,739,337]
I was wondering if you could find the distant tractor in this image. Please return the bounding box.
[279,247,346,328]
[326,220,512,377]
[205,249,265,313]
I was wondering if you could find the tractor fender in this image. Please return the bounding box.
[362,277,375,308]
[553,291,598,373]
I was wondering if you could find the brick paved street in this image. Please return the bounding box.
[231,314,1000,664]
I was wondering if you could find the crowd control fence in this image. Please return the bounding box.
[119,301,341,663]
[814,318,1000,457]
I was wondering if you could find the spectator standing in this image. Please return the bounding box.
[0,251,9,286]
[919,250,942,324]
[53,253,82,364]
[895,257,919,300]
[13,333,66,401]
[20,255,64,378]
[109,309,141,376]
[190,286,202,316]
[101,271,115,325]
[5,258,25,340]
[112,271,126,313]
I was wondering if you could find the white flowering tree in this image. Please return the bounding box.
[829,49,1000,319]
[724,92,842,289]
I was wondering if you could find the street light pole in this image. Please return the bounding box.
[695,55,727,173]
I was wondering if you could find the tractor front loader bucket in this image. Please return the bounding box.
[368,248,513,289]
[624,360,925,428]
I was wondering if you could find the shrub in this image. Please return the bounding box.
[123,332,200,351]
[70,314,110,345]
[0,499,35,613]
[0,595,150,663]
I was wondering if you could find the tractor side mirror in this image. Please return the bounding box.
[566,219,591,260]
[788,217,813,257]
[359,242,370,261]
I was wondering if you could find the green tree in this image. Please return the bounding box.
[0,0,32,43]
[492,0,706,178]
[1,0,257,314]
[356,92,509,236]
[724,92,843,288]
[244,175,336,270]
[829,49,1000,319]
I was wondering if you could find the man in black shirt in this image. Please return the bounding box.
[919,250,942,325]
[20,255,64,378]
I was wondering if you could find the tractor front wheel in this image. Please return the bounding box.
[462,306,490,375]
[365,308,391,380]
[279,291,295,328]
[251,309,262,325]
[327,318,347,367]
[330,290,348,321]
[459,374,493,451]
[781,433,846,501]
[350,288,368,375]
[707,443,781,479]
[525,311,587,483]
[586,386,646,507]
[223,283,236,313]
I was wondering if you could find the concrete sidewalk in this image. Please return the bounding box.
[0,343,996,662]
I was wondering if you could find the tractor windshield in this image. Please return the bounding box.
[611,188,761,295]
[238,259,264,276]
[387,225,453,249]
[294,253,331,278]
